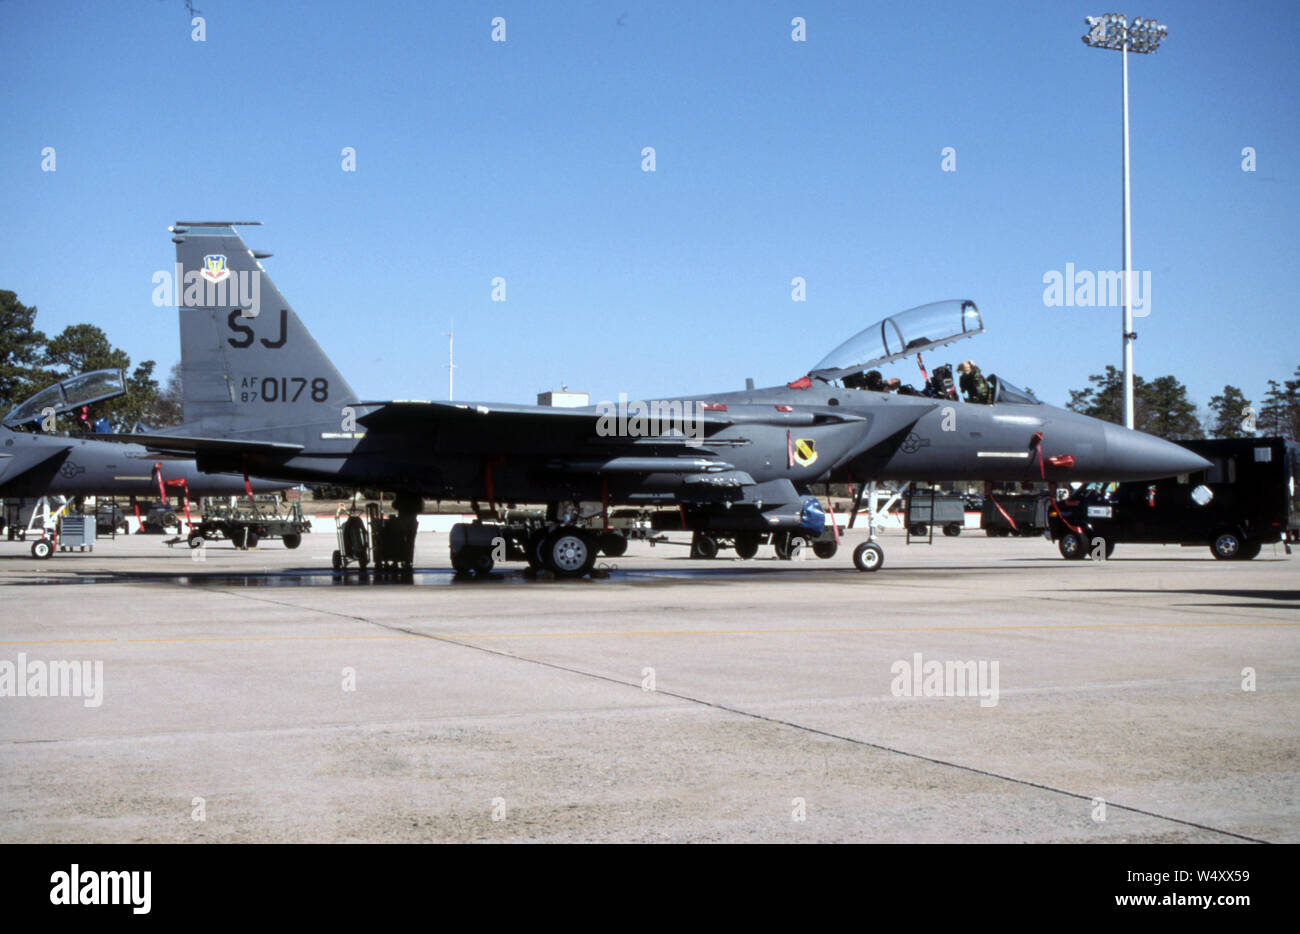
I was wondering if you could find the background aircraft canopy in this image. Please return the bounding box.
[3,369,127,428]
[809,300,983,381]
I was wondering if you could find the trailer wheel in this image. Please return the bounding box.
[244,530,260,549]
[690,533,719,560]
[943,523,962,537]
[31,539,53,560]
[985,528,1000,537]
[733,533,760,560]
[1058,531,1088,560]
[1210,531,1241,560]
[813,539,838,559]
[774,533,806,560]
[852,541,884,572]
[332,550,343,570]
[282,533,302,550]
[188,533,204,549]
[909,523,928,537]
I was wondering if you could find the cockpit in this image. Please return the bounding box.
[3,368,127,431]
[806,300,1041,405]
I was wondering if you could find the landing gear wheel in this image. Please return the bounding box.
[733,533,760,560]
[813,539,838,560]
[852,541,884,572]
[943,523,962,537]
[31,539,53,560]
[598,531,628,558]
[690,533,719,560]
[1058,531,1088,560]
[332,550,343,571]
[544,527,594,578]
[282,533,302,550]
[1210,531,1241,560]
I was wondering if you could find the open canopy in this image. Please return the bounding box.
[3,369,127,429]
[809,300,984,381]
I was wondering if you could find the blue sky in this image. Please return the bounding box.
[2,0,1297,416]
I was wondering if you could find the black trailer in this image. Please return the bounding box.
[187,498,311,550]
[1049,436,1299,560]
[981,492,1052,537]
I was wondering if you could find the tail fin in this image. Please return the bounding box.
[171,222,357,441]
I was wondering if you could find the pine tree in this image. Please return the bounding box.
[1206,385,1252,438]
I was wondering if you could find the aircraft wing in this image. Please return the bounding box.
[355,399,738,439]
[75,433,304,457]
[0,442,74,488]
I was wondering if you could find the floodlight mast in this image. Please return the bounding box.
[1082,13,1168,430]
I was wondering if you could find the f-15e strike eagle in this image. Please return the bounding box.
[107,221,1208,576]
[1,369,281,545]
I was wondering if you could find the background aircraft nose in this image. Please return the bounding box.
[1101,423,1212,480]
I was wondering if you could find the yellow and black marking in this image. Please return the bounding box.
[793,437,817,467]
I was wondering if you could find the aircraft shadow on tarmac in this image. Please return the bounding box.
[1069,586,1300,606]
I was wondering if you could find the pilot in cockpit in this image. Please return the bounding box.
[958,360,992,404]
[863,370,900,392]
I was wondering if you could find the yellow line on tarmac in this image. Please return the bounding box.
[1,618,1296,647]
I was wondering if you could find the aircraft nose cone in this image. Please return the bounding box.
[1101,423,1212,480]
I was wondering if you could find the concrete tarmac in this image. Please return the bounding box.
[0,528,1295,843]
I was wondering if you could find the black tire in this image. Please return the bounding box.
[598,531,627,557]
[282,533,302,550]
[1236,541,1261,561]
[985,528,1000,537]
[943,523,962,537]
[733,533,760,560]
[852,541,884,572]
[525,529,548,570]
[31,539,53,560]
[187,533,204,549]
[332,550,343,571]
[544,527,594,577]
[1210,531,1241,560]
[1058,531,1088,560]
[774,533,805,560]
[909,523,928,537]
[244,530,259,549]
[813,539,838,559]
[690,533,719,560]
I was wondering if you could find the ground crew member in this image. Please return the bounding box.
[958,360,992,404]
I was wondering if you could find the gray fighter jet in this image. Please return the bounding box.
[116,221,1208,575]
[2,369,282,505]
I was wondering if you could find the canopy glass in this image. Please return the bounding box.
[3,369,127,428]
[810,300,984,380]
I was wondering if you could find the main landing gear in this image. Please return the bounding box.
[452,518,622,580]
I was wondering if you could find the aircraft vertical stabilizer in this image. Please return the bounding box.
[171,222,357,440]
